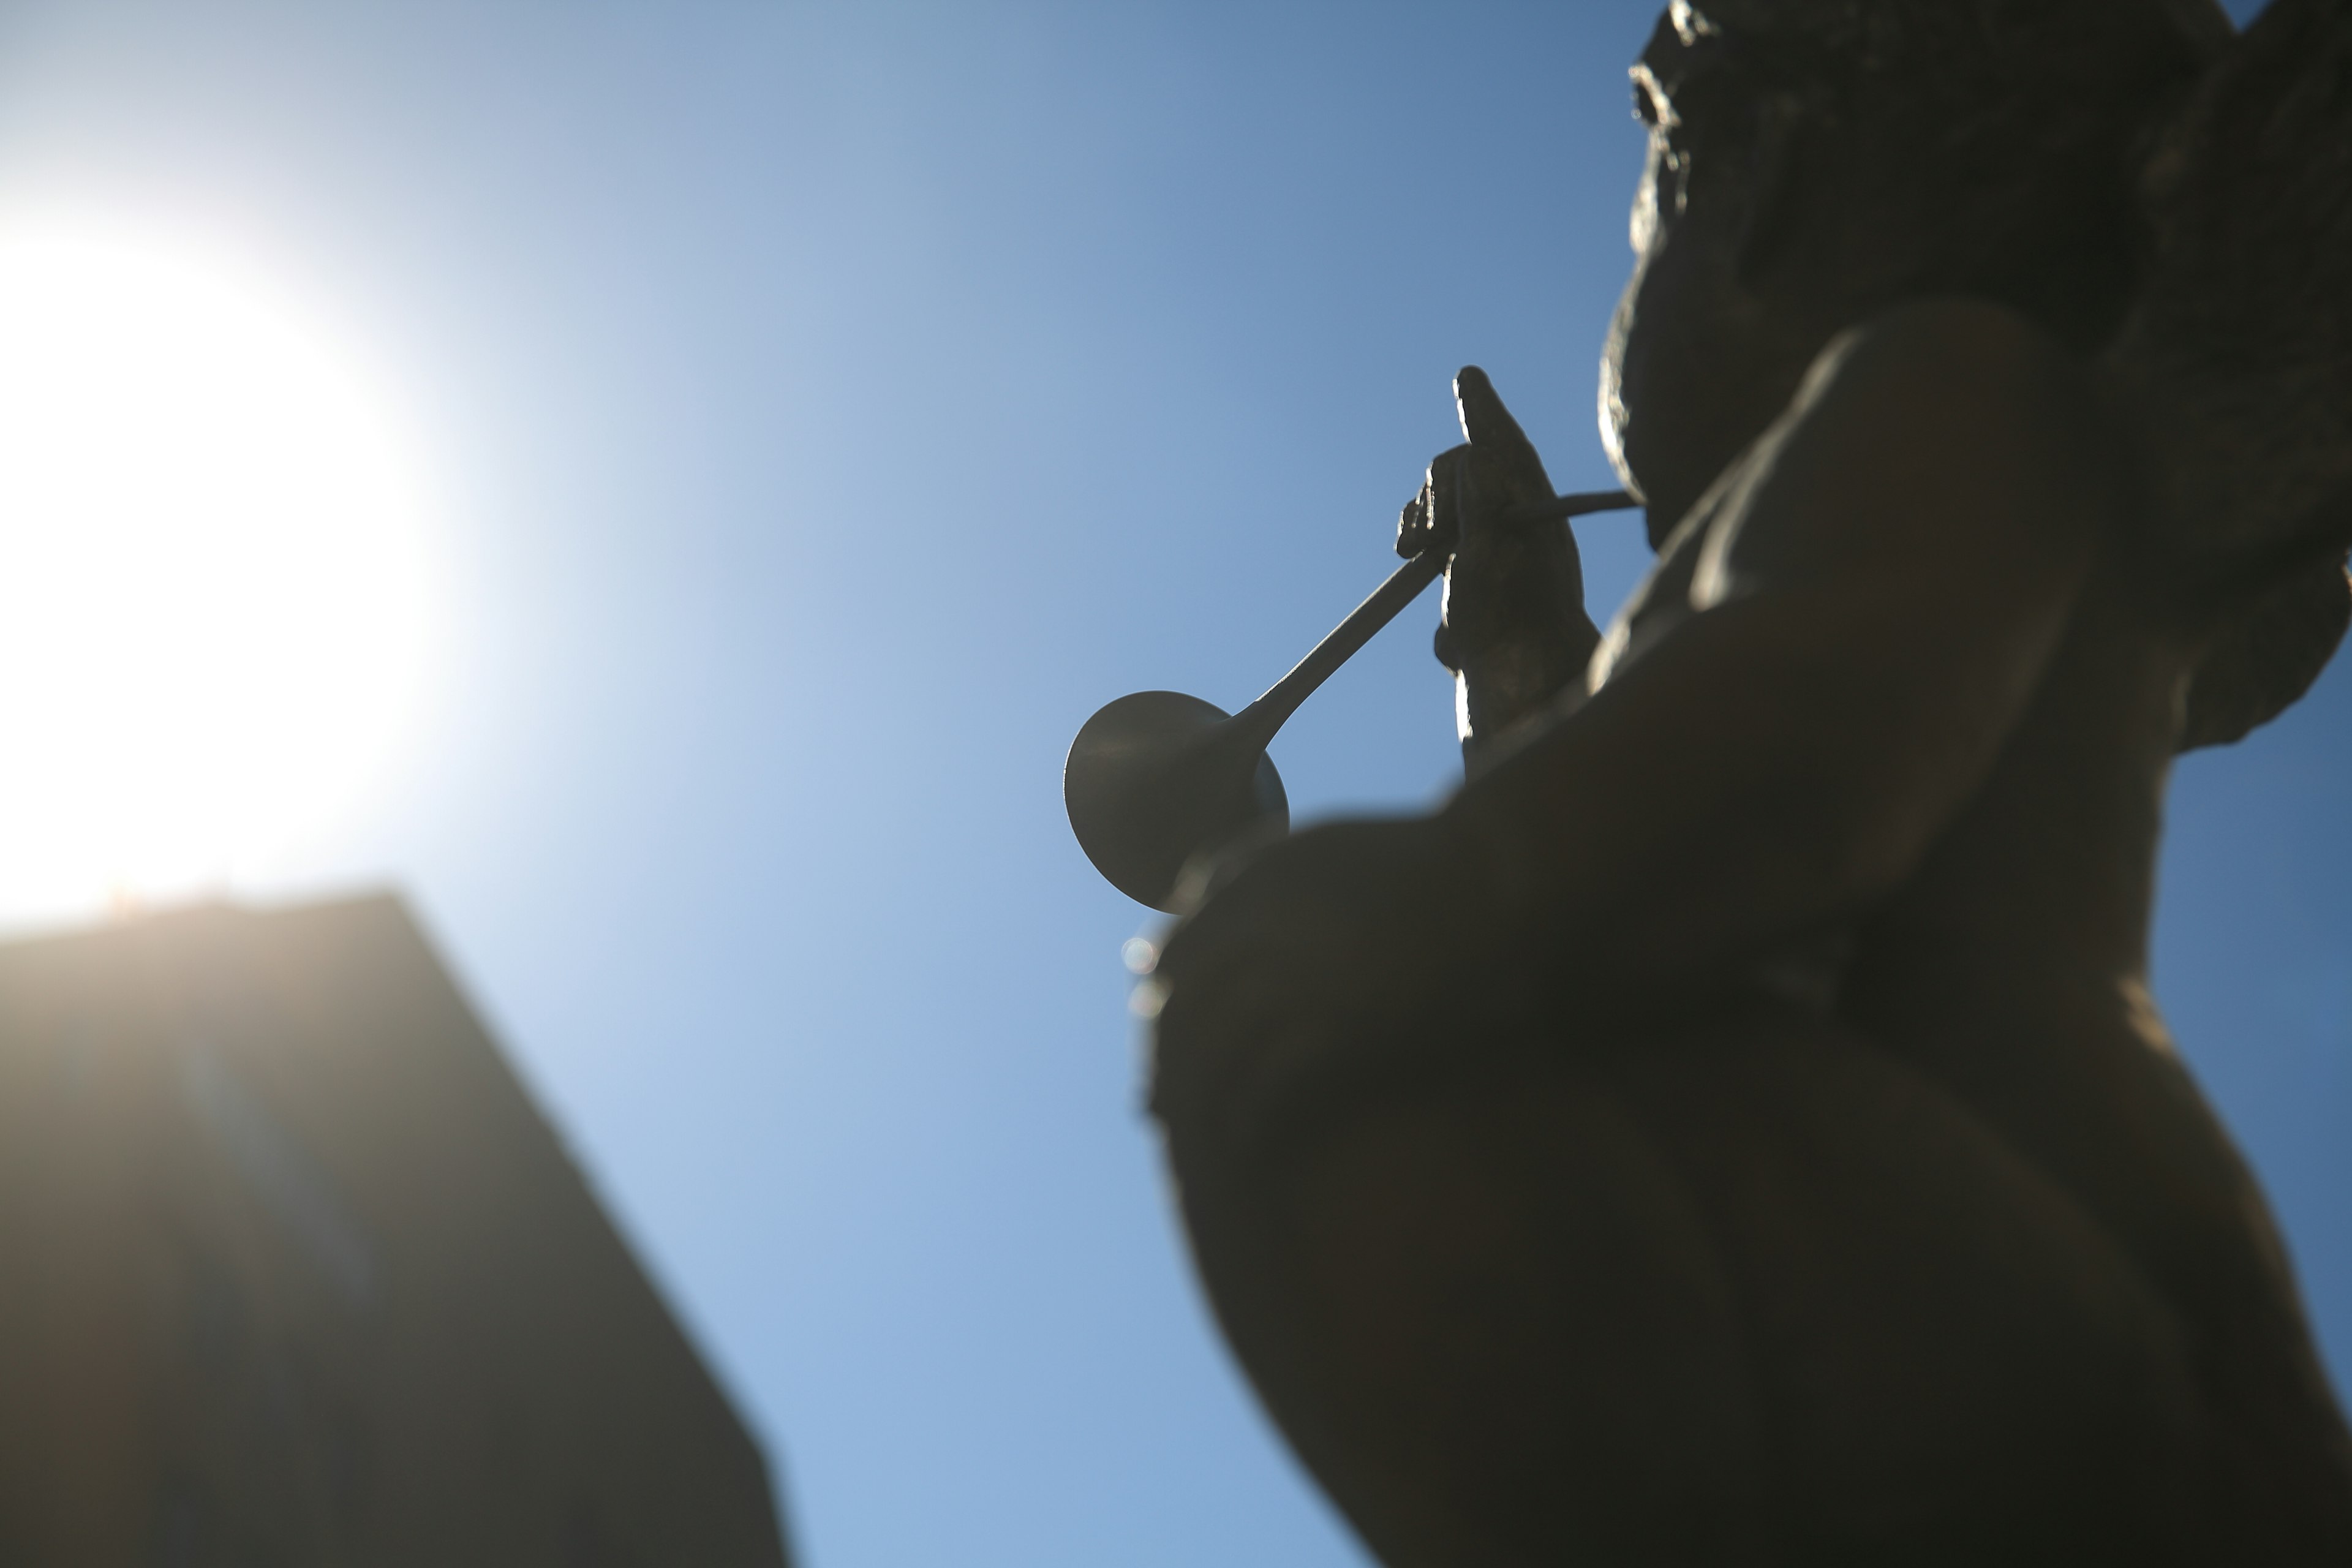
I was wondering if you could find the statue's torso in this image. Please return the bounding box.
[1163,337,2352,1564]
[1603,479,2352,1555]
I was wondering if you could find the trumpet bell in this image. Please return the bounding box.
[1063,690,1289,914]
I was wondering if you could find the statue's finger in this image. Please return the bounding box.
[1408,446,1472,556]
[1397,490,1432,559]
[1455,365,1533,451]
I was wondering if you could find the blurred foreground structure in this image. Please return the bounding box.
[0,895,791,1567]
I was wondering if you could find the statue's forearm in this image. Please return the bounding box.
[1441,571,2078,1006]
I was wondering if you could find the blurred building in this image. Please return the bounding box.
[0,894,792,1567]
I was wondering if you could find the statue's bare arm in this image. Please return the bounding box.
[1458,300,2112,987]
[1153,300,2112,1139]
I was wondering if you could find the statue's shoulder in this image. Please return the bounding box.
[1690,298,2122,609]
[1807,299,2105,456]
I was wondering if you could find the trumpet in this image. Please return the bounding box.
[1063,488,1636,911]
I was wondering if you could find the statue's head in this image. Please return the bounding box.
[1601,0,2226,536]
[1602,0,2352,748]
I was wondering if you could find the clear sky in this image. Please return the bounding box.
[0,1,2331,1565]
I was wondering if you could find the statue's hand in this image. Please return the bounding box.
[1396,366,1557,560]
[1147,814,1477,1150]
[1400,369,1601,756]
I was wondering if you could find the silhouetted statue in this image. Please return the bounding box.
[1148,1,2352,1561]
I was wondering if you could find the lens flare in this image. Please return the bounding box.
[0,216,437,922]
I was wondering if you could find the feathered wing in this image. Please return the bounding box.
[2127,0,2352,747]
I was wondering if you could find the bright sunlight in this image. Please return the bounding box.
[0,216,437,923]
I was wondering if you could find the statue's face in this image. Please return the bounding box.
[1600,53,1828,546]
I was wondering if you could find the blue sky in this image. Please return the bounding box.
[0,2,2331,1565]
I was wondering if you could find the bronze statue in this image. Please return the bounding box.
[1144,1,2352,1561]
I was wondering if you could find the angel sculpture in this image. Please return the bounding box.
[1148,1,2352,1561]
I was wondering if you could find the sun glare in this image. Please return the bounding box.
[0,217,436,924]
